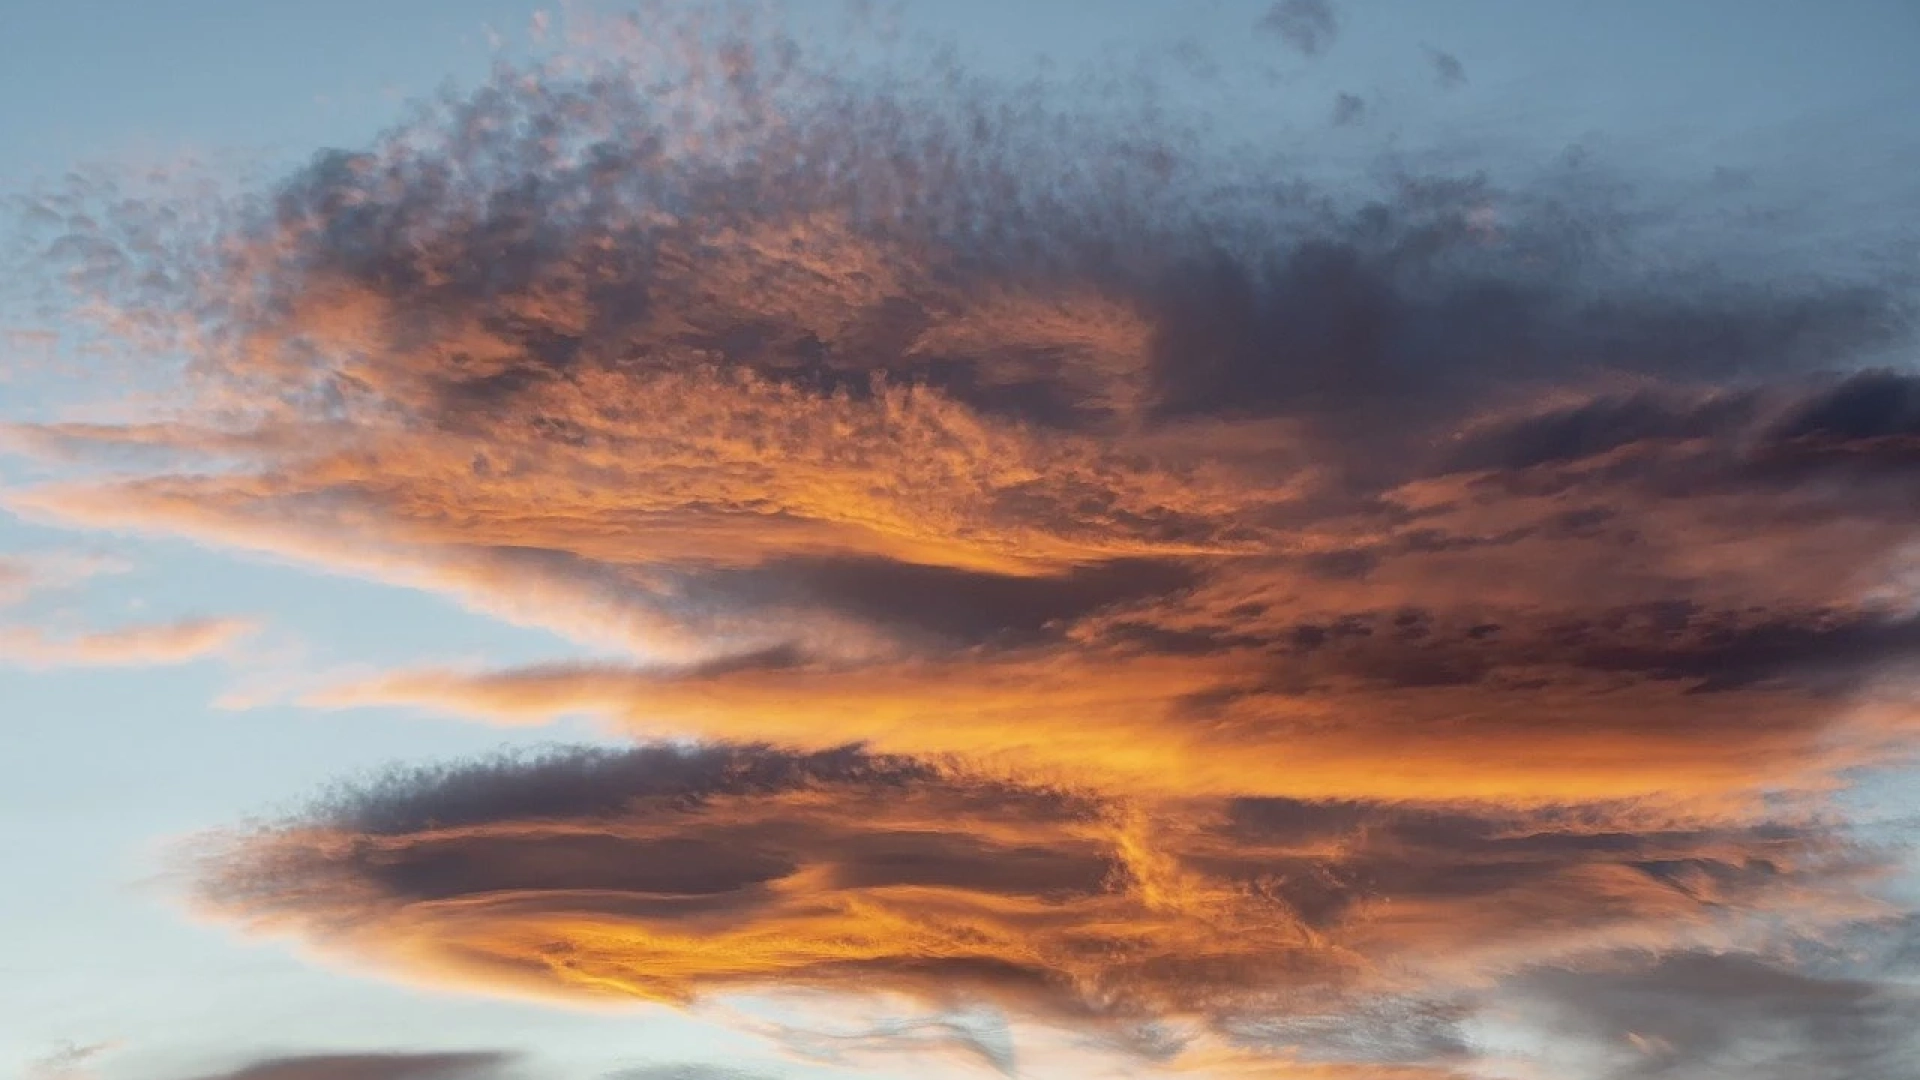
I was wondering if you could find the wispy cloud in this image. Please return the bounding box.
[0,550,129,606]
[0,616,255,668]
[160,1053,515,1080]
[0,550,255,667]
[25,1042,118,1080]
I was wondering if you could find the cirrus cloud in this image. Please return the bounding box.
[0,616,256,668]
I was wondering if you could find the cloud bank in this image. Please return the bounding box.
[8,3,1919,1076]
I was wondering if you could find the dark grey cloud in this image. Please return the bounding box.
[170,1054,513,1080]
[1760,368,1920,466]
[1429,372,1920,505]
[1143,237,1898,437]
[1331,92,1367,126]
[1513,951,1920,1079]
[1259,0,1339,57]
[686,556,1200,649]
[607,1068,771,1080]
[1242,602,1920,695]
[164,1054,783,1080]
[1430,49,1467,89]
[1438,390,1761,475]
[322,743,1021,836]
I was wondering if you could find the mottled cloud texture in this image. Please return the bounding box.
[9,5,1920,1077]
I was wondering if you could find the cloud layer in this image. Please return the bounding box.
[8,4,1920,1077]
[189,741,1908,1073]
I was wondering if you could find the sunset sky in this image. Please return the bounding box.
[4,2,1920,1079]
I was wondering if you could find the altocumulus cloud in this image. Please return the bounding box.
[187,742,1894,1071]
[9,3,1920,1076]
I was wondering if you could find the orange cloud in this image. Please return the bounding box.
[9,6,1919,1075]
[190,742,1877,1072]
[0,550,129,606]
[301,630,1915,809]
[0,616,255,668]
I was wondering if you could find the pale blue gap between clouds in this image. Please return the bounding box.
[0,2,1917,1079]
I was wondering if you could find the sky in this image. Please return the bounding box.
[2,2,1919,1079]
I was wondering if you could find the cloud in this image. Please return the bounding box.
[163,1054,514,1080]
[0,616,255,668]
[0,550,128,606]
[1259,0,1339,57]
[189,741,1882,1070]
[1503,950,1920,1079]
[1329,93,1366,127]
[297,586,1920,806]
[0,558,25,600]
[1428,50,1466,89]
[0,550,251,671]
[5,5,1918,1077]
[26,1042,117,1080]
[138,1051,784,1080]
[608,1069,771,1080]
[731,1003,1019,1078]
